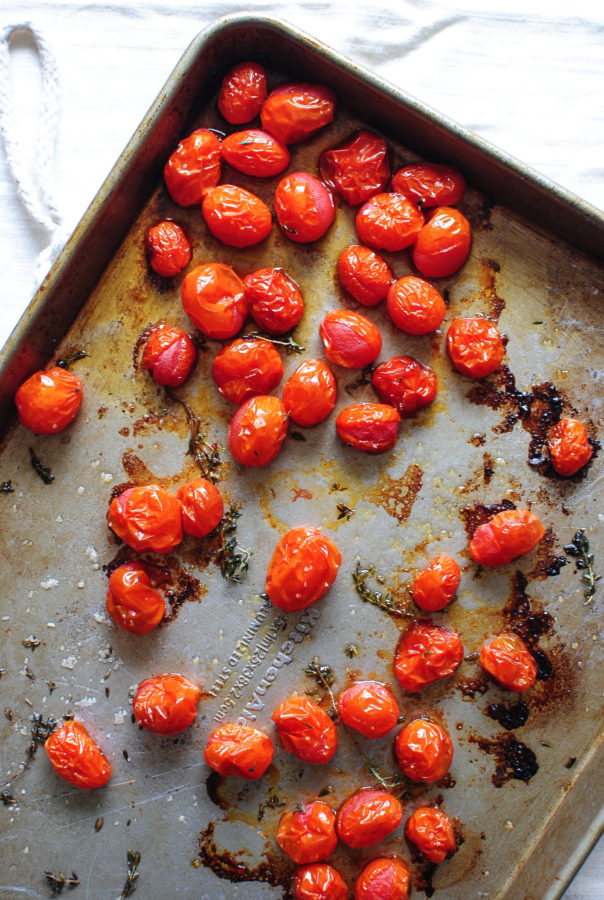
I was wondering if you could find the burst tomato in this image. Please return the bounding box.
[336,403,401,454]
[336,789,402,849]
[243,267,304,334]
[469,508,545,566]
[412,207,471,278]
[211,338,284,404]
[221,129,290,176]
[177,478,223,538]
[228,394,288,466]
[479,633,538,692]
[394,620,463,691]
[261,83,336,144]
[275,172,335,243]
[547,418,593,476]
[16,367,83,434]
[140,324,196,387]
[204,723,274,780]
[412,555,460,612]
[181,263,248,340]
[107,485,183,553]
[105,562,165,635]
[45,721,111,790]
[320,310,382,369]
[356,193,423,252]
[272,695,338,765]
[338,244,393,307]
[395,718,454,782]
[133,673,201,735]
[163,128,221,206]
[446,317,504,379]
[405,807,457,863]
[202,184,272,248]
[282,358,337,427]
[146,220,191,277]
[218,61,267,124]
[277,801,338,864]
[391,163,465,208]
[294,863,348,900]
[386,276,446,335]
[354,857,411,900]
[320,130,390,206]
[372,356,437,416]
[337,681,399,739]
[265,526,342,612]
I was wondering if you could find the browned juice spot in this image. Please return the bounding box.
[196,821,294,888]
[365,462,423,523]
[469,732,538,787]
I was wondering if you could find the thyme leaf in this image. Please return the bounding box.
[44,870,80,894]
[166,390,221,482]
[345,364,376,396]
[336,503,354,521]
[0,712,57,787]
[352,559,406,618]
[1,480,15,493]
[119,850,141,899]
[213,506,252,582]
[344,643,359,659]
[56,350,87,370]
[363,759,407,792]
[29,448,54,484]
[305,656,338,718]
[564,530,600,604]
[240,330,305,354]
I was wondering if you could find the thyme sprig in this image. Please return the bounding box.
[44,870,80,894]
[336,503,354,521]
[29,448,54,484]
[166,391,221,482]
[352,559,406,618]
[345,364,376,396]
[213,506,252,582]
[0,712,57,787]
[240,330,305,354]
[56,350,87,370]
[305,656,338,719]
[363,759,407,792]
[119,850,141,899]
[564,530,600,604]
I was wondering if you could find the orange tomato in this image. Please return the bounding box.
[386,276,446,335]
[336,789,402,849]
[394,620,463,691]
[265,526,342,612]
[277,801,338,864]
[547,418,593,476]
[140,324,196,387]
[469,508,545,566]
[163,128,221,206]
[133,673,201,734]
[177,478,223,538]
[412,555,460,612]
[202,184,272,248]
[181,263,248,340]
[211,338,284,404]
[221,129,290,177]
[335,403,401,454]
[107,485,183,553]
[338,244,393,307]
[320,310,382,369]
[412,207,471,278]
[105,562,165,635]
[15,367,83,435]
[394,718,453,782]
[146,220,191,277]
[261,83,336,144]
[275,172,335,243]
[391,163,465,208]
[405,807,457,863]
[337,681,399,739]
[354,857,411,900]
[45,721,111,790]
[446,317,504,379]
[272,695,338,765]
[319,130,390,205]
[356,193,423,252]
[218,61,267,124]
[282,358,337,427]
[294,863,348,900]
[243,267,304,334]
[204,722,274,780]
[228,394,288,466]
[372,356,437,416]
[479,633,538,692]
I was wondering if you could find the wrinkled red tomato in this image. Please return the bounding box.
[261,83,336,144]
[140,324,196,387]
[228,394,288,466]
[354,857,411,900]
[469,508,545,566]
[395,718,454,782]
[177,478,223,538]
[386,275,446,335]
[294,863,348,900]
[320,310,382,369]
[243,267,304,334]
[282,358,337,427]
[337,681,399,739]
[275,172,335,243]
[336,789,402,849]
[265,526,342,612]
[272,695,338,765]
[412,555,460,612]
[105,562,165,635]
[547,418,593,476]
[479,633,538,692]
[338,244,393,306]
[45,721,111,790]
[394,620,464,691]
[16,367,83,435]
[202,184,272,248]
[211,338,284,404]
[204,722,274,780]
[319,130,390,206]
[218,61,267,124]
[277,801,338,864]
[372,356,437,416]
[146,220,191,277]
[405,807,457,863]
[336,403,401,454]
[107,485,183,553]
[163,128,222,206]
[221,129,290,177]
[412,207,471,278]
[133,673,201,735]
[446,317,505,379]
[356,193,424,252]
[181,263,248,340]
[391,163,465,208]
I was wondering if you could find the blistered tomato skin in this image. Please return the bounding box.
[277,801,338,864]
[177,478,223,538]
[391,163,465,208]
[106,563,165,635]
[228,395,288,467]
[218,61,267,124]
[547,418,594,476]
[221,129,290,177]
[261,83,336,144]
[202,184,272,248]
[386,276,446,335]
[181,263,248,340]
[336,789,402,849]
[140,325,196,387]
[336,404,401,454]
[211,338,284,404]
[283,358,337,427]
[272,696,338,764]
[479,634,538,692]
[107,485,183,553]
[354,857,412,900]
[412,555,460,612]
[294,863,348,900]
[16,367,83,435]
[320,310,382,369]
[337,681,400,739]
[469,508,545,567]
[446,317,505,379]
[275,172,335,243]
[412,207,471,278]
[320,130,390,206]
[146,221,191,277]
[265,526,342,612]
[45,721,111,790]
[372,356,437,416]
[405,807,457,863]
[395,718,454,782]
[394,620,464,691]
[338,244,393,306]
[163,129,222,206]
[243,267,304,334]
[356,193,424,252]
[133,673,201,735]
[204,723,274,780]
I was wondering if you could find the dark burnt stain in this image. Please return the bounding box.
[411,858,437,898]
[365,463,423,524]
[482,452,495,484]
[460,498,515,540]
[478,258,505,321]
[456,675,489,700]
[502,571,553,647]
[206,772,229,810]
[464,195,495,231]
[101,551,205,622]
[526,642,576,718]
[437,773,456,789]
[532,648,553,681]
[108,481,134,502]
[132,325,154,371]
[97,405,108,419]
[485,700,529,730]
[196,821,294,889]
[528,527,567,579]
[564,756,577,769]
[469,732,539,787]
[469,433,486,447]
[162,567,205,624]
[118,426,130,437]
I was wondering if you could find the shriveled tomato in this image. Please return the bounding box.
[228,394,288,466]
[275,172,335,243]
[412,207,471,278]
[204,723,274,780]
[272,695,338,764]
[164,128,221,206]
[479,633,538,692]
[394,718,453,782]
[405,807,457,863]
[469,508,545,566]
[243,267,304,334]
[547,418,593,476]
[202,184,272,248]
[354,857,411,900]
[338,244,392,307]
[386,276,446,335]
[106,562,165,635]
[261,83,335,144]
[320,130,390,206]
[177,478,223,538]
[146,220,191,277]
[391,163,465,208]
[356,193,424,252]
[16,367,83,434]
[265,526,342,612]
[107,485,182,553]
[140,324,196,387]
[218,61,267,124]
[283,358,337,427]
[337,681,399,739]
[394,620,463,691]
[336,789,402,849]
[181,262,248,340]
[211,338,284,404]
[277,801,338,864]
[412,555,460,612]
[320,310,382,369]
[446,317,504,379]
[372,356,437,416]
[294,863,348,900]
[45,721,111,790]
[221,129,290,177]
[336,403,400,454]
[133,673,201,735]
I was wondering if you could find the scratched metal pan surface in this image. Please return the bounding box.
[0,14,603,900]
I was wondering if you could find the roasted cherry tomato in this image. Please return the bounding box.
[479,633,538,692]
[336,789,402,849]
[412,207,471,278]
[45,721,111,790]
[140,324,196,387]
[16,367,83,435]
[163,128,222,206]
[211,338,284,404]
[202,184,272,248]
[372,356,437,416]
[204,722,274,780]
[354,857,411,900]
[547,418,593,476]
[243,267,304,334]
[228,394,288,466]
[446,317,504,379]
[272,695,338,764]
[221,129,290,177]
[283,358,337,427]
[320,130,390,206]
[107,485,183,553]
[337,681,399,739]
[275,172,335,243]
[277,801,338,864]
[336,403,400,454]
[181,263,248,340]
[320,310,382,369]
[177,478,223,538]
[405,807,457,863]
[261,83,336,144]
[133,673,201,735]
[265,526,342,612]
[412,555,460,612]
[146,220,191,277]
[338,244,392,307]
[391,163,465,208]
[356,193,424,252]
[386,276,446,335]
[294,863,348,900]
[469,508,545,567]
[394,620,464,691]
[395,718,454,782]
[218,61,267,124]
[105,562,165,635]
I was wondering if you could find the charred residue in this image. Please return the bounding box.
[196,822,294,889]
[528,527,567,578]
[460,498,515,540]
[485,700,529,730]
[503,571,553,648]
[464,195,495,231]
[469,733,539,787]
[482,452,495,484]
